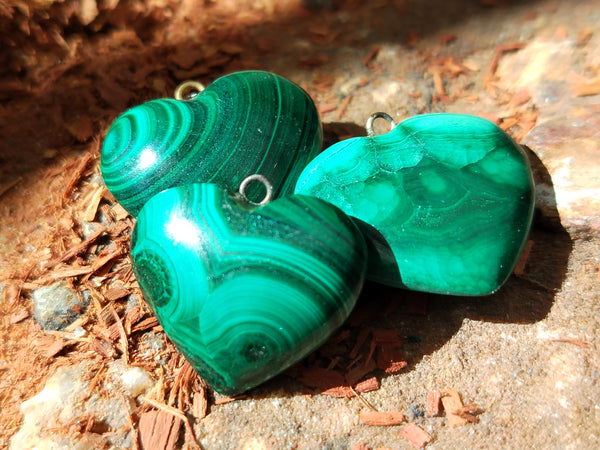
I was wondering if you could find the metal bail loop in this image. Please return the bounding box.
[366,112,397,137]
[174,80,205,101]
[239,174,274,206]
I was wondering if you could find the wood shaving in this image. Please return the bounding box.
[359,410,405,426]
[400,422,433,448]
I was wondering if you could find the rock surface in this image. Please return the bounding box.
[9,359,154,449]
[1,0,600,449]
[499,37,600,237]
[32,281,89,331]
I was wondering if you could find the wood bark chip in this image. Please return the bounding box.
[318,103,337,115]
[484,42,526,87]
[43,337,75,358]
[140,397,200,450]
[9,308,29,324]
[90,245,127,273]
[39,266,95,284]
[438,33,457,45]
[373,330,406,374]
[426,389,442,417]
[89,335,115,358]
[509,90,532,108]
[441,388,466,427]
[352,444,370,450]
[355,376,380,394]
[105,304,128,363]
[349,327,371,359]
[111,203,130,221]
[321,385,354,398]
[213,395,248,405]
[346,356,377,385]
[336,95,352,120]
[83,184,106,222]
[428,65,448,102]
[441,388,479,427]
[139,410,181,450]
[104,286,130,302]
[362,47,380,68]
[400,422,433,448]
[130,316,159,333]
[84,365,108,402]
[124,305,143,334]
[52,226,106,264]
[576,27,593,46]
[192,385,208,420]
[551,338,590,348]
[554,26,568,40]
[573,77,600,96]
[359,409,405,426]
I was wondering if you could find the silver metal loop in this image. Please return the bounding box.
[174,80,205,101]
[239,174,274,206]
[366,112,397,137]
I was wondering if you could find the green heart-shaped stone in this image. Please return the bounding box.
[295,113,535,296]
[131,183,366,395]
[101,71,322,216]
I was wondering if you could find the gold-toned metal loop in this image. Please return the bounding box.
[174,80,205,101]
[366,112,397,137]
[239,174,274,206]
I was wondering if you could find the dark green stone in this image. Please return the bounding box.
[295,113,535,296]
[101,71,322,216]
[131,183,366,395]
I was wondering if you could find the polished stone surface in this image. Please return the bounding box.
[131,183,366,395]
[296,113,535,295]
[101,71,322,215]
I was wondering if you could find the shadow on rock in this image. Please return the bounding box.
[248,141,572,400]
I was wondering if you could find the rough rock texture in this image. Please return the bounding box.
[32,281,89,331]
[500,38,600,237]
[1,0,600,449]
[9,359,154,449]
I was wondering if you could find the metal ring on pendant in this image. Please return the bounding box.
[366,112,397,137]
[239,174,274,206]
[174,80,205,101]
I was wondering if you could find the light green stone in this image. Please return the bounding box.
[131,183,366,395]
[295,113,535,296]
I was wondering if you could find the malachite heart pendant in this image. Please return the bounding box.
[295,113,535,296]
[131,176,367,395]
[101,71,322,216]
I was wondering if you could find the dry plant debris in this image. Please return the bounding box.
[400,422,433,448]
[0,0,552,446]
[441,388,480,427]
[359,410,405,426]
[426,389,442,417]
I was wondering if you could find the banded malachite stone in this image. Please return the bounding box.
[131,183,366,395]
[101,71,322,216]
[295,113,535,296]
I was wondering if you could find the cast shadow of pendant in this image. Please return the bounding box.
[248,134,572,400]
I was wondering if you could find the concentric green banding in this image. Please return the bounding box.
[131,183,366,395]
[295,113,535,296]
[101,71,322,216]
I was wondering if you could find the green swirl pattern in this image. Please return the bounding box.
[295,113,535,296]
[101,71,322,216]
[131,183,366,395]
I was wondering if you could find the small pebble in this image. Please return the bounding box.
[32,281,89,331]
